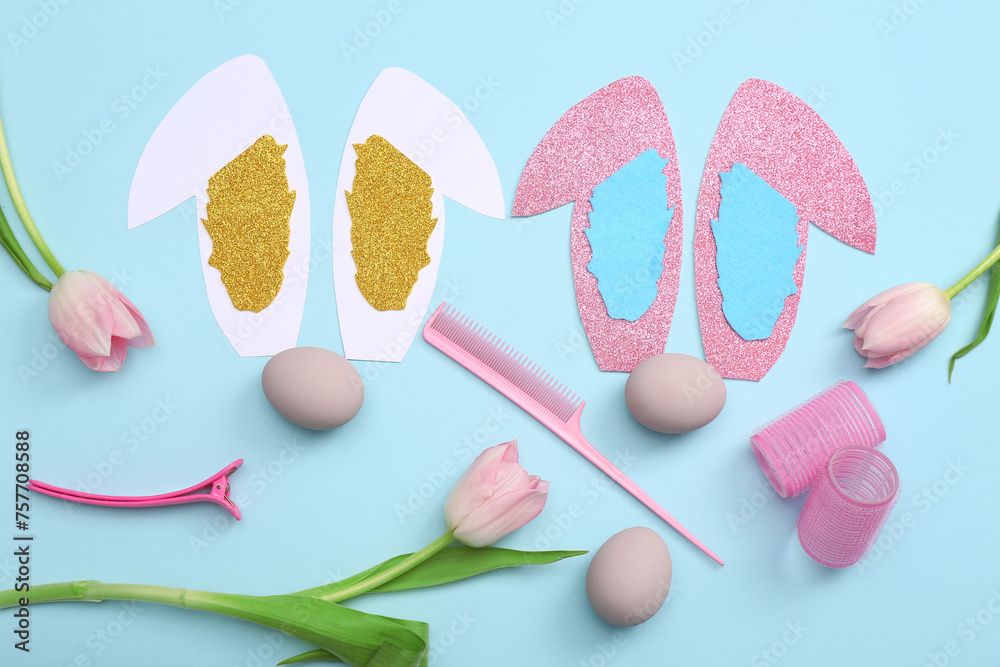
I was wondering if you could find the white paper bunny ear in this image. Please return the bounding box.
[333,67,504,363]
[128,54,310,358]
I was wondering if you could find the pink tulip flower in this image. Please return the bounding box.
[843,282,951,369]
[444,441,550,547]
[48,270,155,372]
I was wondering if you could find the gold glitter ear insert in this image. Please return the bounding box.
[346,134,437,312]
[203,135,296,313]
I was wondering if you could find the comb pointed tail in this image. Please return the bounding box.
[556,406,723,565]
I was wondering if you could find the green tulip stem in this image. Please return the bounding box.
[0,580,219,612]
[0,107,66,278]
[323,531,455,603]
[945,241,1000,299]
[0,202,51,289]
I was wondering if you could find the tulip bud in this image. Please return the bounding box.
[48,270,155,372]
[843,282,951,368]
[444,441,550,547]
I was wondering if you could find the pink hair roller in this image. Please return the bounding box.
[750,381,885,499]
[797,445,899,568]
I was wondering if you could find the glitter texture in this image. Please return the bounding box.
[513,76,683,372]
[204,135,296,313]
[347,135,437,311]
[694,79,876,381]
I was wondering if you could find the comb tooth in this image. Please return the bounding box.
[496,344,511,363]
[430,305,580,423]
[486,346,503,370]
[505,350,521,370]
[481,332,493,352]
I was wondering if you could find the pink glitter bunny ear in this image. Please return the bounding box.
[512,76,683,372]
[694,79,876,381]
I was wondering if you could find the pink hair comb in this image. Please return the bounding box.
[797,445,899,568]
[28,459,244,520]
[423,303,723,565]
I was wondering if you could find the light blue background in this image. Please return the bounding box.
[1,1,998,665]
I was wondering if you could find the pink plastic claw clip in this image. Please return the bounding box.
[28,459,244,520]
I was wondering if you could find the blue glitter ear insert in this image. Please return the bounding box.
[585,149,674,322]
[711,163,803,341]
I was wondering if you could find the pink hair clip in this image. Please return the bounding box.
[28,459,244,520]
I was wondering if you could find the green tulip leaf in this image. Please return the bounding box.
[189,592,427,667]
[368,547,587,594]
[0,204,51,289]
[278,649,343,665]
[297,547,586,600]
[949,214,1000,382]
[278,614,429,666]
